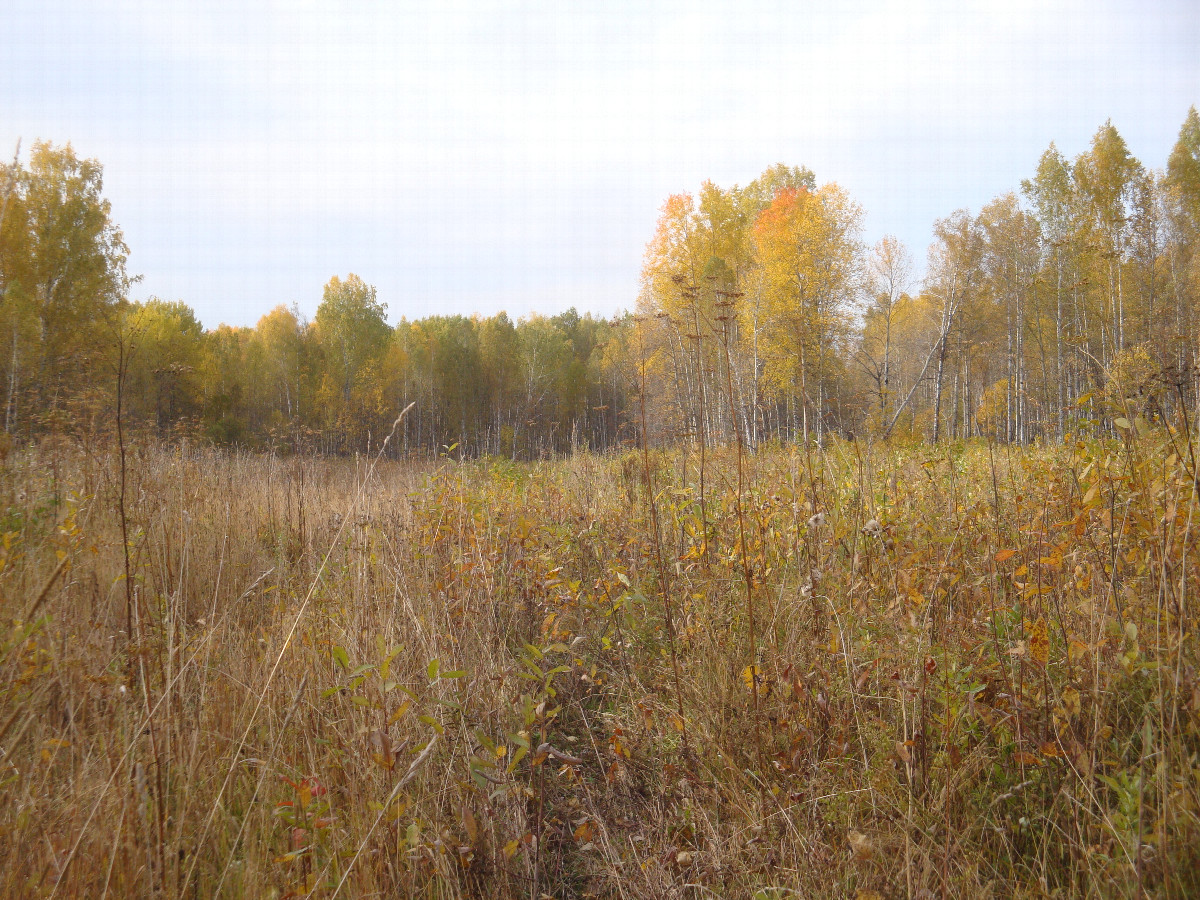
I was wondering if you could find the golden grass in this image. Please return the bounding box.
[0,433,1197,898]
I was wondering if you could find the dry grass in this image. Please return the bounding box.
[0,431,1197,898]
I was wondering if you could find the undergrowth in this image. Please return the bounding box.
[0,430,1197,898]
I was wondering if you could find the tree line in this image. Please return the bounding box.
[1,110,1198,456]
[635,112,1200,448]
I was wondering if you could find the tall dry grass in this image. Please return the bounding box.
[0,430,1197,898]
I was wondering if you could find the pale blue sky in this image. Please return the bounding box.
[2,0,1198,328]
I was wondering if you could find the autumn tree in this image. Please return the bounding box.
[856,235,913,428]
[312,274,391,448]
[752,183,863,440]
[123,299,206,435]
[0,142,131,431]
[1074,122,1148,363]
[314,274,389,402]
[478,312,523,455]
[1166,106,1200,385]
[977,193,1042,441]
[200,323,254,444]
[877,211,983,442]
[252,305,307,428]
[1022,142,1079,437]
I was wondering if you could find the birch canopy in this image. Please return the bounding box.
[5,109,1200,452]
[752,183,863,404]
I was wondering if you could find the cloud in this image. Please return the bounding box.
[2,0,1197,327]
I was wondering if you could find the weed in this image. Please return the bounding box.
[0,430,1195,897]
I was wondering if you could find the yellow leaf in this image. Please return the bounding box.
[739,667,768,700]
[387,700,411,725]
[1061,686,1081,718]
[1027,617,1049,668]
[741,665,761,694]
[993,548,1016,563]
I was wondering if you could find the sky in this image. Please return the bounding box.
[2,0,1198,329]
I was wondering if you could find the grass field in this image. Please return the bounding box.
[0,430,1197,898]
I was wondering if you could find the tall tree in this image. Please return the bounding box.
[857,235,913,427]
[314,274,389,402]
[752,183,863,440]
[253,304,307,426]
[0,142,131,430]
[125,298,206,435]
[1022,142,1079,437]
[1165,107,1200,385]
[919,211,983,443]
[1074,121,1146,362]
[978,193,1041,441]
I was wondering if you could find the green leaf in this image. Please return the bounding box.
[332,645,349,670]
[426,658,440,680]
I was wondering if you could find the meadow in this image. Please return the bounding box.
[0,427,1197,898]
